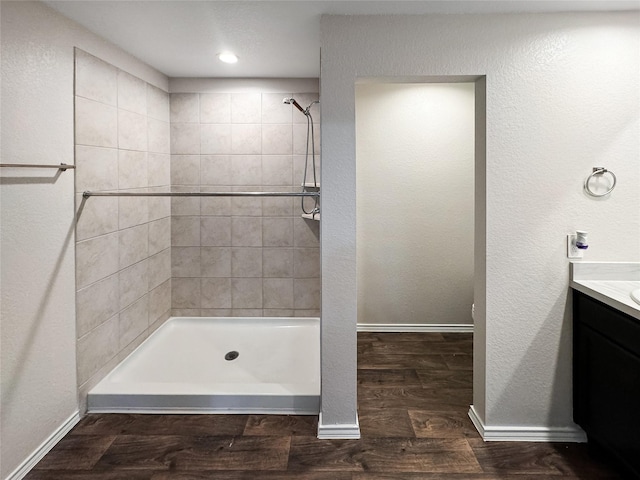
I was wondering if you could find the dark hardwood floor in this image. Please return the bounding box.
[26,332,625,479]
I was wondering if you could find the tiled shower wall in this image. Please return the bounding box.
[73,53,320,406]
[74,49,171,404]
[169,87,321,317]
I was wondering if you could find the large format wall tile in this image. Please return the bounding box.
[172,277,201,309]
[202,278,232,309]
[119,195,149,230]
[264,278,294,309]
[118,150,148,190]
[263,248,293,278]
[201,124,232,155]
[262,93,293,124]
[262,125,293,155]
[75,97,118,148]
[148,118,170,154]
[75,50,171,403]
[171,155,200,185]
[172,216,200,246]
[148,153,170,187]
[148,248,171,290]
[294,248,321,278]
[170,93,199,123]
[148,188,171,221]
[231,278,263,309]
[119,224,149,270]
[231,217,262,247]
[231,93,261,124]
[76,232,120,290]
[200,93,231,124]
[76,274,119,338]
[263,187,294,217]
[172,247,201,277]
[262,155,293,185]
[231,186,262,217]
[148,217,171,256]
[147,85,170,122]
[231,247,263,277]
[77,315,119,385]
[76,195,118,241]
[201,217,232,246]
[294,217,320,247]
[200,155,231,186]
[169,88,320,317]
[119,259,149,310]
[231,124,261,155]
[171,123,200,155]
[171,186,201,216]
[201,247,232,277]
[75,146,118,192]
[230,155,261,186]
[149,279,171,324]
[119,295,149,349]
[201,186,232,216]
[118,110,148,151]
[75,49,117,106]
[118,70,147,115]
[263,218,293,247]
[293,278,321,310]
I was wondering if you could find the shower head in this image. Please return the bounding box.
[283,97,306,115]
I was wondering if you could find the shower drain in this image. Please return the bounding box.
[224,351,239,361]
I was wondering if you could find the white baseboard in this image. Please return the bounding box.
[358,323,473,333]
[7,411,80,480]
[468,405,587,443]
[317,412,361,439]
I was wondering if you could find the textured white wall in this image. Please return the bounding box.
[0,2,167,477]
[320,13,639,431]
[356,82,475,327]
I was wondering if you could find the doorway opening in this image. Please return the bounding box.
[354,78,486,434]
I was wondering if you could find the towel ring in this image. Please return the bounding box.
[584,167,616,197]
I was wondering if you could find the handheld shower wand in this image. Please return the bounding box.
[282,96,320,218]
[283,97,306,114]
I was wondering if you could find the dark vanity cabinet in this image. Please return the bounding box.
[573,291,640,478]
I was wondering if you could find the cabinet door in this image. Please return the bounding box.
[575,323,640,476]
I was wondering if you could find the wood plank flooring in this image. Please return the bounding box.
[26,332,626,479]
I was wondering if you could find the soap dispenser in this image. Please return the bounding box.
[575,231,589,250]
[567,230,588,259]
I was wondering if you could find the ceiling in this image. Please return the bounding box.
[45,1,639,78]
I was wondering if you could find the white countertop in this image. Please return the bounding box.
[570,262,640,321]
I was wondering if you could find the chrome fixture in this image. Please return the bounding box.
[283,97,320,217]
[0,163,75,171]
[83,191,319,199]
[584,167,617,197]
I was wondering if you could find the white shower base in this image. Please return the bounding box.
[88,316,320,414]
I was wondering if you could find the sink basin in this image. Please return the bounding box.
[632,288,640,306]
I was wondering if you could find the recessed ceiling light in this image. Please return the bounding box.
[218,52,238,64]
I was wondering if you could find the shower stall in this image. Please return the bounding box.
[74,49,321,414]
